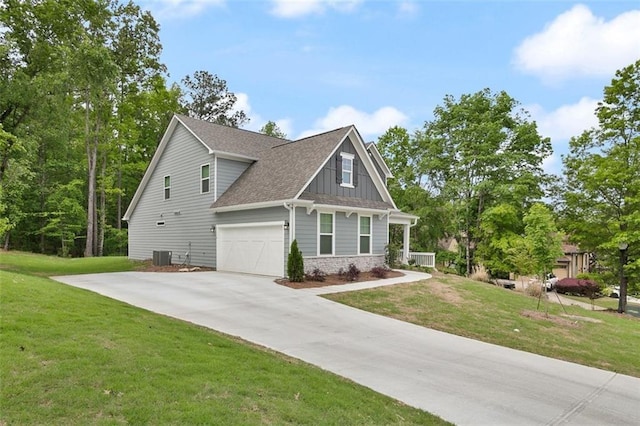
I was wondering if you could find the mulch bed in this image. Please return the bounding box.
[136,261,215,273]
[275,270,405,289]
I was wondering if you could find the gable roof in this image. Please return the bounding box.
[211,127,352,209]
[175,114,286,159]
[123,114,399,221]
[123,114,288,221]
[366,142,394,179]
[212,125,397,211]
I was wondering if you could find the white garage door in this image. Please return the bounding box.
[216,222,285,276]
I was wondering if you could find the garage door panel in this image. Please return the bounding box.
[217,223,285,276]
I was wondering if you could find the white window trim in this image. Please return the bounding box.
[340,152,355,188]
[358,215,372,255]
[317,212,335,256]
[163,175,171,200]
[200,163,210,194]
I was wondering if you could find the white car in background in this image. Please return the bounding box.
[544,274,558,291]
[610,286,621,298]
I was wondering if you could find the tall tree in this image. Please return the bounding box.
[181,70,248,127]
[417,89,551,275]
[259,121,287,139]
[562,59,640,313]
[523,203,563,282]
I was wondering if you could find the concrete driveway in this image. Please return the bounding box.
[54,271,640,425]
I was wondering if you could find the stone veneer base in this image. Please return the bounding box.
[303,255,385,275]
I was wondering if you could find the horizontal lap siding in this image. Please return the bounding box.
[217,158,251,199]
[295,207,316,257]
[293,208,385,256]
[372,214,388,254]
[336,213,357,255]
[128,124,216,267]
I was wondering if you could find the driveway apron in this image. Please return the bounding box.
[54,271,640,425]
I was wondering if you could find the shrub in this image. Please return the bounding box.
[555,277,599,298]
[525,282,544,298]
[343,263,360,282]
[371,265,390,279]
[305,268,326,282]
[287,240,304,282]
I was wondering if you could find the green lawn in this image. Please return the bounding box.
[325,272,640,378]
[1,252,447,425]
[0,250,140,276]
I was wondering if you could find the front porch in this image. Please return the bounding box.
[388,211,421,265]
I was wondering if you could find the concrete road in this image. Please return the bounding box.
[54,271,640,425]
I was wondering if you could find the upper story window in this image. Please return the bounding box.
[340,152,354,187]
[201,164,210,194]
[319,212,334,255]
[359,215,371,254]
[164,175,171,200]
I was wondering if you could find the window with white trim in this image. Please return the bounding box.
[164,175,171,200]
[359,215,371,254]
[341,152,354,187]
[319,212,334,255]
[200,164,210,194]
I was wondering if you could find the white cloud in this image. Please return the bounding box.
[139,0,225,20]
[298,105,408,139]
[234,93,293,138]
[527,97,599,142]
[270,0,363,19]
[513,5,640,82]
[527,97,600,176]
[397,1,419,18]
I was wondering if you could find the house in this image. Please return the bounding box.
[123,114,418,276]
[552,243,590,280]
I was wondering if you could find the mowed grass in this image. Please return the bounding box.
[0,250,140,276]
[0,252,448,425]
[325,272,640,378]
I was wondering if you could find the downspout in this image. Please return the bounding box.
[283,202,294,247]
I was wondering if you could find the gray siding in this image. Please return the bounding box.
[216,157,251,199]
[215,206,289,272]
[295,207,316,257]
[303,136,383,201]
[368,149,387,185]
[372,214,388,254]
[294,208,386,257]
[336,213,357,255]
[128,123,216,267]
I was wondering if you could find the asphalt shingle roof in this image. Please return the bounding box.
[212,126,352,208]
[176,114,286,159]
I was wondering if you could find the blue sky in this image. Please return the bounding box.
[137,0,640,175]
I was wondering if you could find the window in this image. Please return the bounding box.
[201,164,210,194]
[319,213,334,255]
[164,175,171,200]
[359,216,371,254]
[340,152,354,187]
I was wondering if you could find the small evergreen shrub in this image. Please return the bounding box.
[371,265,390,279]
[287,240,304,282]
[305,268,326,282]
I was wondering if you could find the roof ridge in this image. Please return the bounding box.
[175,113,291,143]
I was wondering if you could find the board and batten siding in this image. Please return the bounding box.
[215,206,289,272]
[127,123,216,267]
[216,157,251,200]
[294,208,387,257]
[303,136,383,201]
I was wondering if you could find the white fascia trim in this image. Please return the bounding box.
[213,150,257,162]
[216,221,285,230]
[311,203,390,217]
[211,199,296,213]
[367,143,394,178]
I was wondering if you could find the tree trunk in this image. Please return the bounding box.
[4,231,10,250]
[84,89,96,258]
[98,149,107,256]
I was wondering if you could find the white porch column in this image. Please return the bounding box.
[402,223,410,264]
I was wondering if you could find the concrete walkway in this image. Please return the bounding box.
[54,271,640,425]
